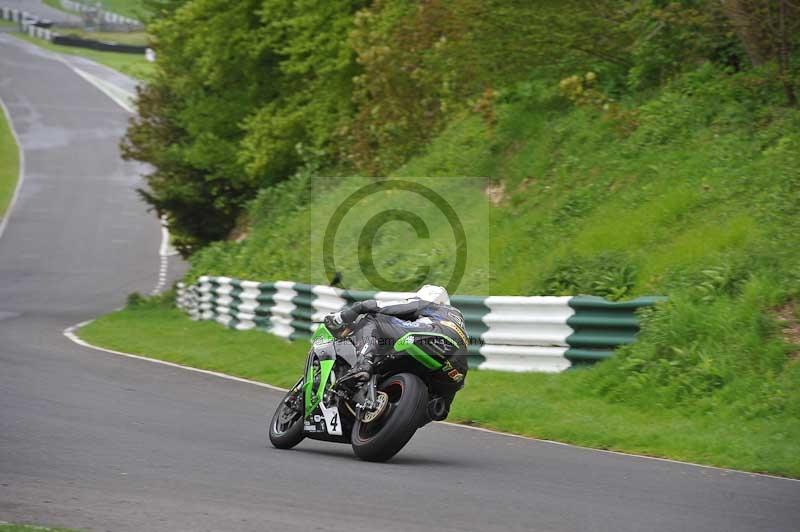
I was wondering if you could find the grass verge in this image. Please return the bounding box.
[43,0,147,20]
[0,98,20,219]
[79,298,800,478]
[42,0,69,14]
[79,298,309,389]
[8,31,153,80]
[0,524,79,532]
[94,0,148,19]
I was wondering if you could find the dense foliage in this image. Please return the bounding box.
[124,0,799,252]
[124,0,365,252]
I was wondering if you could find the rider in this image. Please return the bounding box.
[323,284,469,420]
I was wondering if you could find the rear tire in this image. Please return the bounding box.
[269,389,305,449]
[351,373,427,462]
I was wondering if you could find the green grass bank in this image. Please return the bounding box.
[43,0,147,20]
[79,297,800,478]
[0,98,20,218]
[189,65,800,299]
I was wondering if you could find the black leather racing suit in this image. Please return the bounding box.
[341,298,469,417]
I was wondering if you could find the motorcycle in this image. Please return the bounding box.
[268,321,457,462]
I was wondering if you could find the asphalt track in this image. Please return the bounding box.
[1,32,800,532]
[1,0,81,24]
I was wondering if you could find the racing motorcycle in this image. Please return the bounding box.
[268,321,457,462]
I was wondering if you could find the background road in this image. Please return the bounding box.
[1,33,799,532]
[1,0,81,24]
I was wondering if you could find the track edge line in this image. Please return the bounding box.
[0,97,27,241]
[62,320,288,393]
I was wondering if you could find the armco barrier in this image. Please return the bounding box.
[1,8,52,40]
[176,277,664,373]
[51,34,146,54]
[59,0,142,28]
[1,7,144,48]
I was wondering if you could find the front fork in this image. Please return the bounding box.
[337,374,380,421]
[282,377,304,409]
[366,374,377,406]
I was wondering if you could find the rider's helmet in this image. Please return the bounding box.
[416,284,450,305]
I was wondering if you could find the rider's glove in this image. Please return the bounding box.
[324,312,345,334]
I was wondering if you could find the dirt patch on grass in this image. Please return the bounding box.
[484,181,507,206]
[228,214,251,242]
[516,177,536,192]
[775,301,800,360]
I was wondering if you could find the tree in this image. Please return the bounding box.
[122,0,364,254]
[721,0,800,105]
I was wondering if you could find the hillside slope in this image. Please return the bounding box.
[190,64,800,299]
[184,64,800,463]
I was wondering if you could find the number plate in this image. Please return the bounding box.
[319,403,343,436]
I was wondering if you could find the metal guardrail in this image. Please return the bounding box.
[51,33,146,53]
[1,6,146,53]
[1,7,53,40]
[176,276,664,373]
[59,0,141,27]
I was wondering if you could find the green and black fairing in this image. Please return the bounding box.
[301,324,358,443]
[393,332,465,384]
[271,307,470,460]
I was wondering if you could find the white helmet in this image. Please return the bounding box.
[416,284,450,305]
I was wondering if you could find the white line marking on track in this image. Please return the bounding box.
[150,215,172,295]
[65,62,135,114]
[437,421,799,482]
[61,320,799,483]
[0,98,27,241]
[158,214,171,256]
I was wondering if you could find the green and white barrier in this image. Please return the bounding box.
[1,8,53,40]
[0,6,140,43]
[59,0,142,27]
[176,276,663,373]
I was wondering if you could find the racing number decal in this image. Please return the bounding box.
[319,403,343,436]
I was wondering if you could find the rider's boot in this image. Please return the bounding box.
[342,354,374,383]
[341,336,377,383]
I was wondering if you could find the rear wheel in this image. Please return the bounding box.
[269,387,305,449]
[351,373,427,462]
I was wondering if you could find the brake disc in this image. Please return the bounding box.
[361,391,389,423]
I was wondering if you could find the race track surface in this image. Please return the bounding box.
[1,34,799,532]
[1,0,81,24]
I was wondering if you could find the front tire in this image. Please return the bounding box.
[351,373,427,462]
[269,388,305,449]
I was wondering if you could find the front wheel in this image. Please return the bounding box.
[269,387,305,449]
[351,373,427,462]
